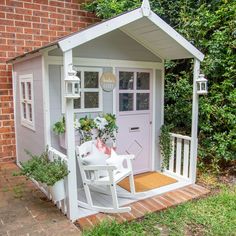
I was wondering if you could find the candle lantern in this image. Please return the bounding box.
[65,64,81,98]
[196,74,208,95]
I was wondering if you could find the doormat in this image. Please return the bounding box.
[118,172,177,192]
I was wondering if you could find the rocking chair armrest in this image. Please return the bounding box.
[82,165,117,171]
[118,154,135,160]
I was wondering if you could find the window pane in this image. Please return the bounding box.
[136,93,149,110]
[137,72,150,90]
[84,92,99,108]
[27,82,32,100]
[119,93,133,111]
[21,82,25,99]
[74,97,81,109]
[84,72,99,88]
[28,104,32,121]
[119,72,134,90]
[22,103,26,119]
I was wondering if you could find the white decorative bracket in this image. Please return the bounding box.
[141,0,151,16]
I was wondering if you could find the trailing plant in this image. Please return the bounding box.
[159,125,173,171]
[77,116,97,142]
[97,113,118,144]
[16,149,69,186]
[52,116,65,135]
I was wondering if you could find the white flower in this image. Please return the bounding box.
[94,117,108,130]
[74,119,81,129]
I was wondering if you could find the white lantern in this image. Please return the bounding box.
[65,64,81,98]
[196,74,208,95]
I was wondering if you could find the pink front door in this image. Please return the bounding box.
[116,69,152,174]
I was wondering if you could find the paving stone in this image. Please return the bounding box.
[0,163,81,236]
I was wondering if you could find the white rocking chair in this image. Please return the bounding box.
[76,140,136,213]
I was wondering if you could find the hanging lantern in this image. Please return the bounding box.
[196,74,208,95]
[65,64,81,98]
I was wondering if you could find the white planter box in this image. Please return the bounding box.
[59,131,81,149]
[50,179,65,202]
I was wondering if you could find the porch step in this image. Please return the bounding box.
[76,184,210,231]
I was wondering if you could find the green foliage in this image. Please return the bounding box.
[84,185,236,236]
[16,150,69,186]
[53,116,65,135]
[159,125,173,171]
[98,113,118,143]
[79,116,97,131]
[84,0,236,171]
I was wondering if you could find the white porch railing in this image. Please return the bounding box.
[165,133,192,179]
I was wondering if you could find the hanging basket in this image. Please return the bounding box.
[50,179,66,202]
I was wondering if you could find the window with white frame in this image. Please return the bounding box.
[61,67,103,113]
[19,74,35,130]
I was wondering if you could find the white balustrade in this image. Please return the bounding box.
[166,133,191,179]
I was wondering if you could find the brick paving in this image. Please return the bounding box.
[76,184,210,231]
[0,163,81,236]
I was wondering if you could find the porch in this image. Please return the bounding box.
[44,132,198,220]
[77,183,209,230]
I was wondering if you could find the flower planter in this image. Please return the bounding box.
[59,131,81,149]
[50,179,65,202]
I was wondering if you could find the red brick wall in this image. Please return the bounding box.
[0,0,99,163]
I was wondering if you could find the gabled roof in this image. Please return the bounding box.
[8,0,204,63]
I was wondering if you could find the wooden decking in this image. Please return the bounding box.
[76,184,209,230]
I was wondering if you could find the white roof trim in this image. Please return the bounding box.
[59,8,143,52]
[58,4,204,61]
[147,11,204,61]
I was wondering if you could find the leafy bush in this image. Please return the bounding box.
[84,0,236,172]
[17,150,69,186]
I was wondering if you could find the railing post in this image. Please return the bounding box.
[190,58,200,183]
[63,49,79,221]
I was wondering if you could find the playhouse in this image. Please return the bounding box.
[8,0,206,221]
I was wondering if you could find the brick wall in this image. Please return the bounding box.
[0,0,99,163]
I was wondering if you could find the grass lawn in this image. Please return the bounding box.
[83,183,236,236]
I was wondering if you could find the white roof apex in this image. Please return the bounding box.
[141,0,151,16]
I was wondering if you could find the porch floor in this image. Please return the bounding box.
[76,183,209,230]
[76,172,208,219]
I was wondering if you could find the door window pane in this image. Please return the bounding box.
[137,72,150,90]
[136,93,149,110]
[119,93,133,111]
[74,98,81,109]
[84,92,99,108]
[84,71,99,88]
[119,72,134,90]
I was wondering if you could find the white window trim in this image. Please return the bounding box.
[19,74,35,130]
[61,66,103,113]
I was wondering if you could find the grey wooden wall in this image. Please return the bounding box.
[13,56,45,163]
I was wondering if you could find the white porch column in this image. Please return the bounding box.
[63,50,79,221]
[189,58,200,183]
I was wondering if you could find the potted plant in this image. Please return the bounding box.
[16,150,69,202]
[53,116,81,149]
[78,116,98,143]
[95,113,118,147]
